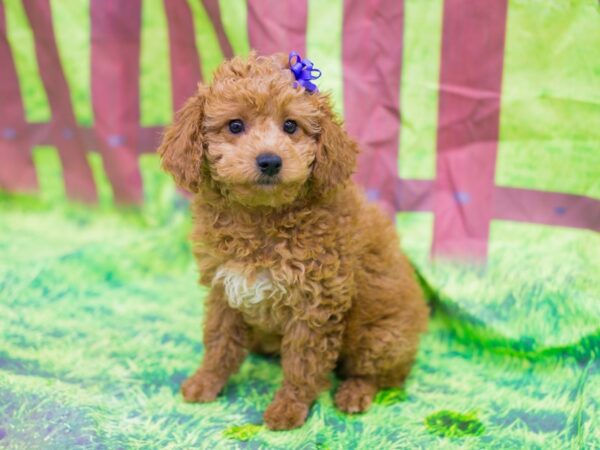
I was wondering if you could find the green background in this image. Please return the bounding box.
[1,0,599,448]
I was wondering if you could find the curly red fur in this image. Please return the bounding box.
[158,52,429,430]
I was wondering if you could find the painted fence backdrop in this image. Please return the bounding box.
[1,0,599,255]
[1,0,600,324]
[1,0,600,448]
[1,0,600,348]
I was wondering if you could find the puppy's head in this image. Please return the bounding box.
[158,52,358,207]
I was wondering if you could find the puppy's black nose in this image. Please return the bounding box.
[256,153,282,176]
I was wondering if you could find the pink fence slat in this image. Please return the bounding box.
[21,124,163,156]
[395,179,433,212]
[23,0,97,203]
[0,3,38,193]
[164,0,203,111]
[495,187,600,232]
[342,0,404,214]
[389,177,600,233]
[201,0,234,58]
[431,0,508,260]
[247,0,307,56]
[138,126,163,153]
[91,0,143,205]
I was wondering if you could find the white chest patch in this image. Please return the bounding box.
[213,267,286,309]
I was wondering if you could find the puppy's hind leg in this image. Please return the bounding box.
[334,376,378,413]
[335,264,428,412]
[335,323,419,414]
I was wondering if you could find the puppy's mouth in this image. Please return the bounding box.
[256,175,280,186]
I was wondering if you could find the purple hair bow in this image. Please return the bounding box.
[289,51,321,93]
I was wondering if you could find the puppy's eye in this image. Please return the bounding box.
[283,119,297,134]
[228,119,245,134]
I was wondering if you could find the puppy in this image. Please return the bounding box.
[158,52,429,430]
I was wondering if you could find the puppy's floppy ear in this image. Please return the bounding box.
[158,85,207,193]
[312,97,359,192]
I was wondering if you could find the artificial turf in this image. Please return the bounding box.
[1,151,598,449]
[2,0,599,446]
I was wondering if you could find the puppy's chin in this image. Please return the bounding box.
[223,181,306,208]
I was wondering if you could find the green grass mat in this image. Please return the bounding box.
[1,153,598,449]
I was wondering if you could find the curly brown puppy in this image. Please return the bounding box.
[158,52,429,431]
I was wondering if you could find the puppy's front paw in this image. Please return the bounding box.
[263,398,309,430]
[181,371,224,403]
